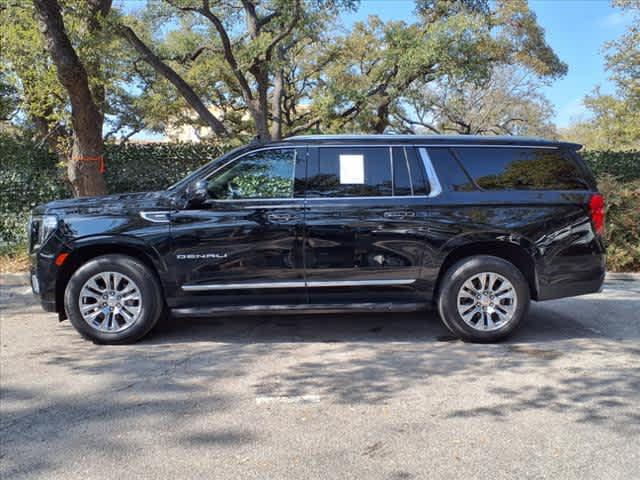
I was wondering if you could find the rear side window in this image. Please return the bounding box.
[427,148,476,192]
[307,147,393,197]
[453,147,590,191]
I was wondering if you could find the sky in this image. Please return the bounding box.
[340,0,634,128]
[121,0,633,138]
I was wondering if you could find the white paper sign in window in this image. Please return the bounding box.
[339,154,364,184]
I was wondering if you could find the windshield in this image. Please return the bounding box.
[166,144,252,191]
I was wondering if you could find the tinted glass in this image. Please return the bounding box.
[307,147,392,197]
[453,147,589,191]
[392,147,412,196]
[427,148,476,192]
[206,148,296,199]
[406,147,429,195]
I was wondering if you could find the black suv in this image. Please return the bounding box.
[29,135,606,344]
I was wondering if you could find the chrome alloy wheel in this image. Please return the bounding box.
[456,272,517,332]
[78,272,143,333]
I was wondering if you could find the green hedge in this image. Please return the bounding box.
[1,135,639,272]
[1,136,229,244]
[581,150,640,182]
[104,142,228,193]
[0,138,70,245]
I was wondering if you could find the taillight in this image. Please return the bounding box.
[589,193,605,235]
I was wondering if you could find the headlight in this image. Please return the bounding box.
[30,214,58,250]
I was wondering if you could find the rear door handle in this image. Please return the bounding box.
[267,213,296,222]
[383,210,415,219]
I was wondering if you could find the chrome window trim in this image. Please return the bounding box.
[290,144,559,149]
[182,278,416,291]
[195,143,551,203]
[208,195,433,205]
[418,148,443,198]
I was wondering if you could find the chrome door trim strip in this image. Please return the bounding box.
[307,279,415,288]
[172,302,428,317]
[181,278,416,291]
[182,281,306,291]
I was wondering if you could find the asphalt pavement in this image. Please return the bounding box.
[1,275,639,480]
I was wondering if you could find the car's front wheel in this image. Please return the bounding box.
[64,254,163,344]
[437,255,530,342]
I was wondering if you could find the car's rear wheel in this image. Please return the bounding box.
[64,254,163,344]
[437,255,530,342]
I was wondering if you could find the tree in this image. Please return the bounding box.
[0,71,19,123]
[2,1,152,192]
[310,0,566,134]
[31,0,113,196]
[563,0,639,150]
[117,0,356,141]
[1,1,70,150]
[398,66,557,137]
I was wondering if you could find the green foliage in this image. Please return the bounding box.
[313,0,568,134]
[598,176,640,272]
[103,142,228,192]
[0,134,70,245]
[0,135,229,245]
[582,150,640,182]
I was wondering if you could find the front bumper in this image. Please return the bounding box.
[30,252,60,313]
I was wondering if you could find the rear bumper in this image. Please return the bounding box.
[536,275,605,301]
[535,253,606,301]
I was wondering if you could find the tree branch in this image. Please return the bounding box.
[264,0,300,61]
[117,24,228,136]
[288,116,322,136]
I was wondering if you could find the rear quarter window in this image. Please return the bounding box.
[453,147,590,191]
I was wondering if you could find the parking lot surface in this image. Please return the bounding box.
[1,276,639,480]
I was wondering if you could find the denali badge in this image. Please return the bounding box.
[177,253,228,260]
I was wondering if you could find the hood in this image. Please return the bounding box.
[33,190,176,216]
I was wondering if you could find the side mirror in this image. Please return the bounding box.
[185,179,209,207]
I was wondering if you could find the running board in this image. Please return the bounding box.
[171,302,428,318]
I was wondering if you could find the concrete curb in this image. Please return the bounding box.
[0,272,30,286]
[2,271,639,287]
[606,272,640,281]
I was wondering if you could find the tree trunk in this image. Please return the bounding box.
[250,66,272,142]
[372,101,390,133]
[33,0,106,197]
[270,67,284,140]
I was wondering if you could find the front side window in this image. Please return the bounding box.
[206,148,296,200]
[307,147,393,197]
[453,147,588,191]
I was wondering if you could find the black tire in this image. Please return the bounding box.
[437,255,530,343]
[64,254,164,344]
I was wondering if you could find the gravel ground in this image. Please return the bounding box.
[1,276,639,480]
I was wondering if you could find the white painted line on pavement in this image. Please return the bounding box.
[256,394,322,405]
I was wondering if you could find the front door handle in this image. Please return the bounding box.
[383,210,415,219]
[267,213,296,222]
